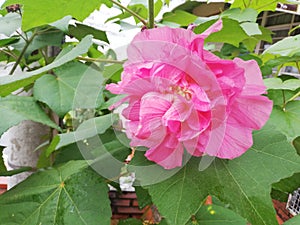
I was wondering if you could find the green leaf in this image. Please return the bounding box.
[205,18,249,47]
[34,61,105,117]
[68,23,109,43]
[0,95,60,137]
[0,35,93,97]
[3,0,108,31]
[263,34,300,56]
[130,125,300,225]
[240,22,262,36]
[54,128,131,180]
[0,166,32,176]
[12,29,64,56]
[230,0,280,12]
[50,15,72,33]
[0,146,7,174]
[0,161,112,225]
[118,218,143,225]
[0,37,19,47]
[0,12,21,36]
[135,186,152,209]
[46,114,116,155]
[264,78,300,91]
[221,8,258,23]
[186,205,247,225]
[272,172,300,202]
[284,214,300,224]
[103,63,123,81]
[268,101,300,140]
[54,128,130,164]
[162,10,197,26]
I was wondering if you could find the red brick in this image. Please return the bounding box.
[132,200,139,207]
[0,189,6,195]
[109,191,117,198]
[112,199,131,207]
[118,192,137,199]
[111,214,129,219]
[117,206,144,214]
[0,184,7,189]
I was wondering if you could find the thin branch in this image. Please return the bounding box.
[77,56,124,64]
[110,0,148,26]
[9,31,38,75]
[287,90,300,102]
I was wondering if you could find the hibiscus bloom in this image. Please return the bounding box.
[106,20,273,169]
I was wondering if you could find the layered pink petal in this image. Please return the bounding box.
[145,135,184,169]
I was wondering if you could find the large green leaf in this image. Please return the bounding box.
[0,95,60,137]
[0,12,21,36]
[263,34,300,57]
[54,127,131,181]
[0,161,112,225]
[162,10,197,26]
[284,214,300,224]
[268,101,300,140]
[186,205,247,225]
[0,35,93,97]
[205,18,249,47]
[46,114,117,155]
[34,61,104,117]
[221,8,258,23]
[264,78,300,91]
[130,125,300,225]
[230,0,290,12]
[2,0,112,31]
[12,29,64,56]
[68,23,109,43]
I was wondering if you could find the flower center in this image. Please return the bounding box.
[170,85,192,100]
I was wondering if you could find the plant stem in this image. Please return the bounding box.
[77,56,124,64]
[287,90,300,102]
[148,0,155,28]
[110,0,148,26]
[9,31,37,75]
[296,61,300,74]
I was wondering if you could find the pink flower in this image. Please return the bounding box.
[106,20,273,169]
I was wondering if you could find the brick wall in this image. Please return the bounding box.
[109,191,146,220]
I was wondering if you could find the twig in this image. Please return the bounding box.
[77,56,124,64]
[110,0,148,26]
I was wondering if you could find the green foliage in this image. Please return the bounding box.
[0,12,21,36]
[2,0,111,31]
[230,0,286,12]
[268,101,300,140]
[264,78,300,91]
[130,126,300,225]
[0,35,93,96]
[0,161,112,225]
[118,218,143,225]
[284,214,300,224]
[162,10,197,26]
[0,95,60,136]
[34,61,105,117]
[46,114,117,155]
[263,34,300,56]
[186,205,247,225]
[68,23,109,43]
[0,146,7,174]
